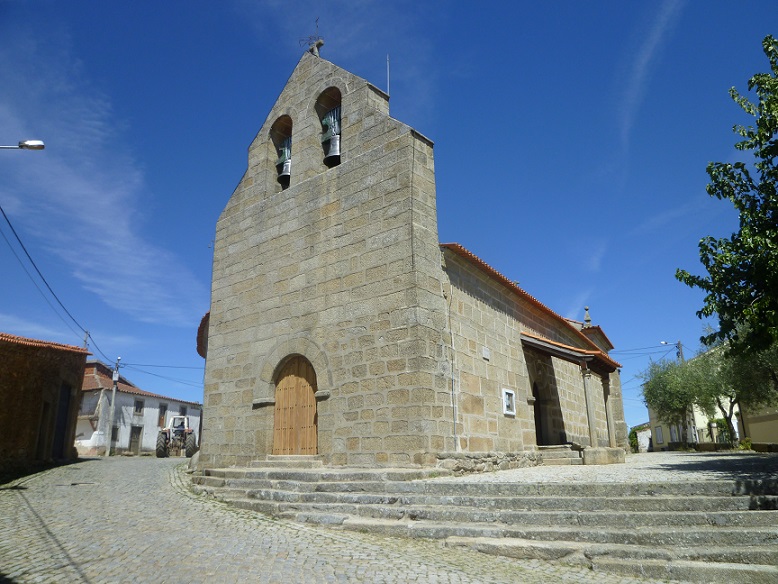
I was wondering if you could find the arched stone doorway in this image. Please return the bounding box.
[273,356,318,455]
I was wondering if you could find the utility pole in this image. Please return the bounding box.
[662,340,685,362]
[104,357,120,458]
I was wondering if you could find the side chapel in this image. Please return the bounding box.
[199,45,627,469]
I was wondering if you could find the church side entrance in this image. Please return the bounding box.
[272,356,318,455]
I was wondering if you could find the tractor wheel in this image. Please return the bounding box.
[185,433,198,458]
[156,433,168,458]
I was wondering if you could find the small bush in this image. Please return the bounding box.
[628,429,639,453]
[738,437,753,451]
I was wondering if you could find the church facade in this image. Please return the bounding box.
[199,48,627,469]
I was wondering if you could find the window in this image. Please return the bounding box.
[158,404,168,427]
[669,425,678,443]
[502,389,516,416]
[134,399,144,415]
[180,406,187,417]
[654,426,664,445]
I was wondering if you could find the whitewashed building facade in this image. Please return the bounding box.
[76,361,201,455]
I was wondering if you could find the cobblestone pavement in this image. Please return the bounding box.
[430,450,778,483]
[0,457,671,584]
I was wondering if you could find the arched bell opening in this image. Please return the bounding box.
[270,116,293,189]
[315,87,342,168]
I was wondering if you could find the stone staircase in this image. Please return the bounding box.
[191,456,778,582]
[537,444,583,465]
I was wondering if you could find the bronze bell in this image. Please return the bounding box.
[324,134,340,166]
[277,158,291,186]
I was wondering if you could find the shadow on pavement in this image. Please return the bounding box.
[654,451,778,480]
[0,457,95,489]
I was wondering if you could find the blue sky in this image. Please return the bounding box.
[1,1,775,429]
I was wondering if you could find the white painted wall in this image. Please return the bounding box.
[75,390,201,455]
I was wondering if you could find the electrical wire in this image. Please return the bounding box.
[123,364,203,389]
[0,223,82,339]
[1,204,206,394]
[611,344,673,354]
[0,203,87,335]
[122,363,204,370]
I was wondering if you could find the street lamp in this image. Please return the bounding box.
[660,340,685,362]
[0,140,45,150]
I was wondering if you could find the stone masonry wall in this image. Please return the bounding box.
[201,52,452,468]
[442,251,611,451]
[0,340,86,471]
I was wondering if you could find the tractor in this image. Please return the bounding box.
[156,415,198,458]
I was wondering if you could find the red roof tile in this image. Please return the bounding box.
[0,332,90,355]
[439,243,621,369]
[82,361,201,406]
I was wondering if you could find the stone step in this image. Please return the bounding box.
[192,468,778,581]
[591,556,778,583]
[250,455,324,469]
[248,494,777,528]
[537,448,582,459]
[295,503,778,529]
[203,467,451,484]
[199,471,741,497]
[539,457,583,465]
[320,516,778,548]
[445,537,778,583]
[217,485,761,512]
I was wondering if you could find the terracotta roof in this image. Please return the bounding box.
[0,332,90,355]
[580,325,615,351]
[439,243,621,370]
[521,331,621,373]
[82,361,201,406]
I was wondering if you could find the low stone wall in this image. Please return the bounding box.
[751,442,778,453]
[435,451,540,475]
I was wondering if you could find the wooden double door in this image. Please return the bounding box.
[272,356,318,455]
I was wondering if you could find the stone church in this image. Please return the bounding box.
[199,45,627,470]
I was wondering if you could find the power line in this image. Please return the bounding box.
[121,363,204,370]
[0,203,119,364]
[0,223,82,338]
[123,364,203,389]
[86,332,113,363]
[0,203,86,334]
[611,344,671,354]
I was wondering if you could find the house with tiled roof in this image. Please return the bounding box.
[200,48,627,471]
[0,332,89,471]
[76,361,201,456]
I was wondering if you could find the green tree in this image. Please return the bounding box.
[641,359,698,447]
[676,35,778,354]
[687,348,739,443]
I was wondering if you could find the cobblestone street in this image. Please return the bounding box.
[0,457,666,584]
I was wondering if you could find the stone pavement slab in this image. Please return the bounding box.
[0,456,671,583]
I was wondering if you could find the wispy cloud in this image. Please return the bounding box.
[0,314,75,344]
[583,240,608,273]
[0,26,206,327]
[630,196,716,236]
[618,0,685,149]
[233,0,439,131]
[564,290,594,322]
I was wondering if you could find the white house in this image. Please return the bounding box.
[76,361,202,455]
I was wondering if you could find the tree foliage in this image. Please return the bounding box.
[642,334,778,444]
[676,35,778,354]
[641,359,697,445]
